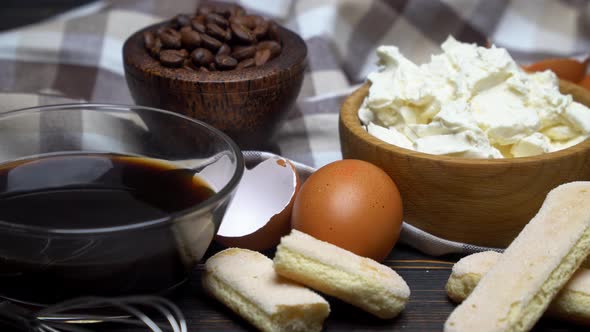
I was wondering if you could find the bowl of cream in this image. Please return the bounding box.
[339,36,590,247]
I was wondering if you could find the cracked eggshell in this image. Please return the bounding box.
[215,157,300,251]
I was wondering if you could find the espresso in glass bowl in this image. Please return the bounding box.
[0,103,243,305]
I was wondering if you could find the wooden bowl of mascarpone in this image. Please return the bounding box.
[339,80,590,248]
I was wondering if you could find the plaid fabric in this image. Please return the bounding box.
[0,0,589,255]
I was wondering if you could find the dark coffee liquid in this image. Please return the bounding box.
[0,153,214,227]
[0,153,215,304]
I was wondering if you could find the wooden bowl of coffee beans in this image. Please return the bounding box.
[123,3,307,149]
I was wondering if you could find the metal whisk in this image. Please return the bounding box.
[0,296,187,332]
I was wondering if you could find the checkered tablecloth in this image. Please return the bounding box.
[1,0,589,255]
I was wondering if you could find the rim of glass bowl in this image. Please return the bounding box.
[0,103,245,235]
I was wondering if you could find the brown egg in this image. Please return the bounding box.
[523,58,589,82]
[291,159,403,262]
[579,74,590,91]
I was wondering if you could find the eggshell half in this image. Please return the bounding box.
[216,157,300,251]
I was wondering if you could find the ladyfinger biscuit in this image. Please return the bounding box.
[202,248,330,332]
[445,181,590,332]
[446,251,590,325]
[273,230,410,319]
[446,251,502,303]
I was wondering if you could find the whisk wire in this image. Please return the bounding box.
[151,297,187,332]
[33,296,187,332]
[42,323,93,332]
[37,325,62,332]
[105,300,162,332]
[136,299,178,332]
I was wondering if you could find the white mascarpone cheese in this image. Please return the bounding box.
[511,133,551,157]
[361,36,590,158]
[367,122,414,150]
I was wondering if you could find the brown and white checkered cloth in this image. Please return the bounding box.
[1,0,589,255]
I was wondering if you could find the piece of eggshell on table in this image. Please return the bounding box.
[523,57,589,82]
[215,157,300,251]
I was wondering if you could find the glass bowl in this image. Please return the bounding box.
[0,103,244,305]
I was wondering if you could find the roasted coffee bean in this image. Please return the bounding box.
[217,44,231,56]
[145,6,283,71]
[185,57,200,70]
[254,48,271,66]
[198,66,209,73]
[232,45,256,60]
[224,28,232,41]
[148,38,162,58]
[183,57,194,69]
[191,48,214,66]
[251,15,265,26]
[230,15,256,29]
[181,28,201,50]
[159,28,181,49]
[257,40,281,57]
[191,19,206,33]
[268,21,280,42]
[236,58,255,69]
[179,26,192,36]
[206,23,227,41]
[200,33,223,51]
[215,54,238,70]
[165,15,181,29]
[212,5,232,18]
[206,13,228,28]
[231,23,255,44]
[160,49,186,67]
[195,15,206,24]
[175,14,192,27]
[253,20,270,40]
[143,31,157,49]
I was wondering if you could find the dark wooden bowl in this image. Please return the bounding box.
[123,21,307,150]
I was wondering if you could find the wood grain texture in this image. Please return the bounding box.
[339,81,590,247]
[167,244,585,331]
[123,21,307,150]
[3,245,583,331]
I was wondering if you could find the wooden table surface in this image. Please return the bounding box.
[172,243,585,332]
[0,243,584,331]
